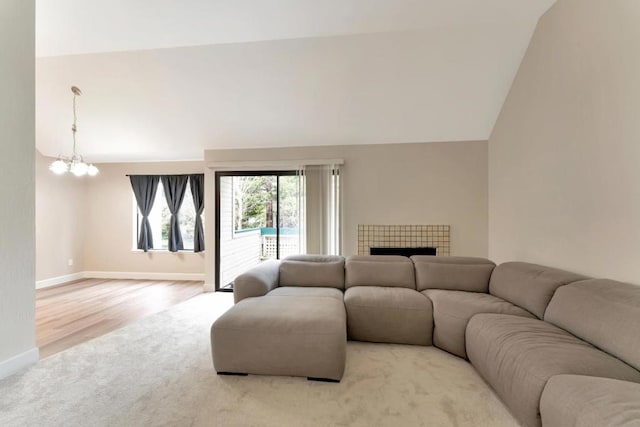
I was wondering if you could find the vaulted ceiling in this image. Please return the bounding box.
[36,0,556,162]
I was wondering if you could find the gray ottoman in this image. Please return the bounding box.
[211,288,346,381]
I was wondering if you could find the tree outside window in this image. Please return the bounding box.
[232,176,299,232]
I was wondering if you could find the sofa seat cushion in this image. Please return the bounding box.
[422,289,535,358]
[268,286,343,300]
[345,255,415,289]
[412,256,495,292]
[211,293,346,381]
[279,255,345,289]
[466,314,640,427]
[344,286,432,345]
[541,375,640,427]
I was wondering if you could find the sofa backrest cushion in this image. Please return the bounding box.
[345,255,415,289]
[279,255,345,289]
[545,279,640,372]
[489,262,588,319]
[411,256,496,292]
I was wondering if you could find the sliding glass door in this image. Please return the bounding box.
[215,171,304,291]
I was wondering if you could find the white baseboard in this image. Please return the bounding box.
[0,347,39,380]
[36,272,85,289]
[84,271,205,281]
[203,283,216,292]
[36,271,205,288]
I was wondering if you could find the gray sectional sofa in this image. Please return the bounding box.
[211,255,640,427]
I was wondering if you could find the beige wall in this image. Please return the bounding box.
[205,141,488,287]
[83,161,205,275]
[0,0,36,365]
[489,0,640,283]
[35,151,86,282]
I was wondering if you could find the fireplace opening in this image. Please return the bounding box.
[369,247,436,257]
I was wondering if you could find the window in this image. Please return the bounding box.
[232,175,277,234]
[214,164,340,291]
[134,180,199,251]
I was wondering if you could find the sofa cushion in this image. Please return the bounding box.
[279,255,345,289]
[466,314,640,427]
[422,289,534,358]
[268,286,344,300]
[540,375,640,427]
[211,293,346,380]
[545,279,640,372]
[345,255,415,289]
[489,262,588,319]
[344,286,432,345]
[412,256,495,293]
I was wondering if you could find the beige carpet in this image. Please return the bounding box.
[0,292,520,427]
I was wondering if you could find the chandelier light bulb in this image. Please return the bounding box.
[70,161,89,177]
[87,164,99,176]
[49,159,69,175]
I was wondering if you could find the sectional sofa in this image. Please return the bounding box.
[210,255,640,427]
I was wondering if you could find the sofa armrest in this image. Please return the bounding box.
[233,260,280,303]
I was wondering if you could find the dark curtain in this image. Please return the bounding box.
[189,174,205,252]
[130,175,160,252]
[161,175,189,252]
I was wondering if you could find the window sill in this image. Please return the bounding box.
[131,249,204,254]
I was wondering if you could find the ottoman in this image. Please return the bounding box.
[211,288,346,381]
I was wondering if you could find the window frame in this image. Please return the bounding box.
[131,179,201,253]
[215,170,298,291]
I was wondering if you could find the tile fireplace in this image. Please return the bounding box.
[357,225,450,256]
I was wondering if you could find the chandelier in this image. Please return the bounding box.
[49,86,99,177]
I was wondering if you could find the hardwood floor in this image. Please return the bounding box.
[36,278,203,359]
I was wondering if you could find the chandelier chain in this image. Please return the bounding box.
[72,88,79,157]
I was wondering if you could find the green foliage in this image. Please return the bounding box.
[233,175,300,231]
[278,176,300,228]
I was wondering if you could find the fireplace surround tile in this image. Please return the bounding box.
[357,225,450,256]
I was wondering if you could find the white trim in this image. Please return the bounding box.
[203,282,216,292]
[84,271,205,281]
[36,272,85,289]
[207,159,344,170]
[0,348,39,380]
[129,249,205,254]
[36,271,206,288]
